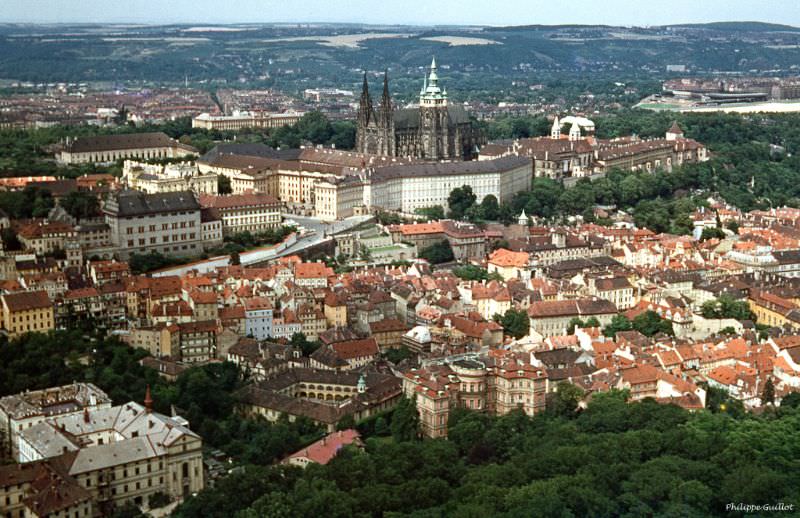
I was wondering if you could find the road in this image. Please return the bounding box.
[264,214,376,260]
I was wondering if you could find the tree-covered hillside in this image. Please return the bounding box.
[1,22,799,90]
[173,391,800,518]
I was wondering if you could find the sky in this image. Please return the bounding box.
[2,0,800,27]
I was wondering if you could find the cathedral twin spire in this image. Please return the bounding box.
[358,69,392,127]
[360,57,444,124]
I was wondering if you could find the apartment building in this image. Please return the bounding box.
[403,354,548,438]
[12,399,204,514]
[104,190,203,259]
[192,111,304,131]
[123,160,218,195]
[0,290,54,338]
[313,175,366,221]
[0,383,111,458]
[527,298,618,337]
[16,221,76,255]
[198,193,282,236]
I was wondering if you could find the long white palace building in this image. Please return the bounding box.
[198,149,533,221]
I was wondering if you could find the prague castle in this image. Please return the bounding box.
[355,58,485,161]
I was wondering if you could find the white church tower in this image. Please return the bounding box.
[568,121,581,141]
[550,116,561,139]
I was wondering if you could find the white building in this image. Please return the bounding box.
[123,160,218,195]
[0,383,111,458]
[16,399,204,509]
[369,156,532,214]
[59,132,197,164]
[199,193,283,236]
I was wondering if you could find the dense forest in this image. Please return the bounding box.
[173,391,800,518]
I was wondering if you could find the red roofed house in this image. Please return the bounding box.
[283,429,363,468]
[487,248,530,281]
[294,262,334,288]
[16,221,76,255]
[89,260,130,287]
[330,337,379,368]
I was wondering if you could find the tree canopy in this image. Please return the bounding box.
[419,240,454,264]
[499,308,530,339]
[174,388,800,518]
[700,295,755,321]
[447,185,477,220]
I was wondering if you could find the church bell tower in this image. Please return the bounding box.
[419,57,450,160]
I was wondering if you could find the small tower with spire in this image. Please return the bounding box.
[357,374,366,394]
[420,56,447,107]
[551,116,561,139]
[666,121,684,141]
[517,209,529,226]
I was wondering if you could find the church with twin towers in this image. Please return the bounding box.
[355,57,485,161]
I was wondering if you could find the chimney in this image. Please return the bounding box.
[144,385,153,414]
[83,407,90,423]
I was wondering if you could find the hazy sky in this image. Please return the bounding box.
[2,0,799,27]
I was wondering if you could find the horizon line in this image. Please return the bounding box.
[0,19,796,29]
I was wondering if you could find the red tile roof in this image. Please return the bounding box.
[488,248,530,268]
[285,429,361,465]
[331,338,379,359]
[295,262,334,279]
[3,290,51,312]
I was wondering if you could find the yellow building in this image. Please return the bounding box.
[748,290,800,329]
[369,318,410,351]
[313,175,365,221]
[192,111,303,131]
[323,291,348,327]
[1,291,54,338]
[59,132,197,164]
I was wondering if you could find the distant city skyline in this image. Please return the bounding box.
[2,0,800,27]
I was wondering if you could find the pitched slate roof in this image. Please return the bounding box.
[372,155,530,182]
[109,190,200,217]
[65,132,194,154]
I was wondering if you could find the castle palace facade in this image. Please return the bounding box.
[355,58,484,161]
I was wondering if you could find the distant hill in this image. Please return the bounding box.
[489,24,616,32]
[1,22,800,85]
[665,21,800,32]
